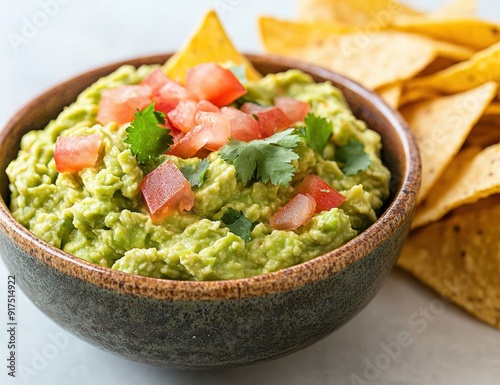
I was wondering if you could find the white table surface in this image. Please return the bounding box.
[1,1,500,384]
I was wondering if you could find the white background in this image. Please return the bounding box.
[1,1,500,384]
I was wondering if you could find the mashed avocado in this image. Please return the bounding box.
[7,65,391,281]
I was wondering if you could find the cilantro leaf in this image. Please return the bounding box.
[300,113,333,155]
[336,139,371,176]
[221,208,253,242]
[219,128,301,186]
[229,64,247,85]
[124,103,173,164]
[180,159,210,188]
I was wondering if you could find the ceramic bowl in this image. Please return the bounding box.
[0,54,420,369]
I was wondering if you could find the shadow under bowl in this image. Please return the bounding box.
[0,54,420,369]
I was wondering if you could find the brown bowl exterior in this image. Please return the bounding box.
[0,54,420,369]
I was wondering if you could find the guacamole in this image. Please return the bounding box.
[6,65,391,281]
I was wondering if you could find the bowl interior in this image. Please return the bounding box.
[0,54,419,298]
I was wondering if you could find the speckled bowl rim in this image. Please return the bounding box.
[0,54,420,301]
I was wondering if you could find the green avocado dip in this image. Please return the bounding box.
[6,64,391,281]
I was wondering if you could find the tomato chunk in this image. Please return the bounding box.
[54,134,103,173]
[168,99,219,133]
[240,103,291,138]
[154,100,178,115]
[220,106,261,142]
[154,78,193,108]
[270,194,316,231]
[185,63,247,107]
[97,85,152,125]
[151,78,194,115]
[197,100,219,113]
[274,97,310,123]
[167,99,197,132]
[195,111,231,151]
[141,68,170,93]
[169,111,230,158]
[169,125,209,158]
[296,175,346,213]
[168,125,185,144]
[140,159,194,221]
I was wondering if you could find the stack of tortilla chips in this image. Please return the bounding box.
[259,0,500,328]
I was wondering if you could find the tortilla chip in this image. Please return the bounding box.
[422,39,475,62]
[259,17,357,54]
[434,0,477,18]
[261,16,472,63]
[297,0,421,26]
[408,42,500,94]
[163,10,261,83]
[401,82,497,203]
[398,194,500,329]
[399,86,440,107]
[259,23,436,89]
[377,82,403,108]
[413,143,500,228]
[391,16,500,50]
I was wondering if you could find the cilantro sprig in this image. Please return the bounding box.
[299,113,333,155]
[336,139,371,176]
[180,159,210,188]
[221,208,253,242]
[124,103,173,164]
[219,128,301,186]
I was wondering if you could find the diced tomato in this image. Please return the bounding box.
[274,97,310,123]
[150,77,194,115]
[220,106,261,142]
[155,79,193,102]
[140,159,194,221]
[54,134,103,173]
[240,103,291,138]
[296,175,346,213]
[167,99,219,133]
[195,111,231,150]
[270,194,316,231]
[167,100,199,133]
[154,100,178,115]
[185,63,247,107]
[239,102,264,115]
[197,100,219,113]
[97,85,152,125]
[141,68,170,93]
[169,125,210,158]
[169,126,185,144]
[169,111,230,158]
[254,107,290,138]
